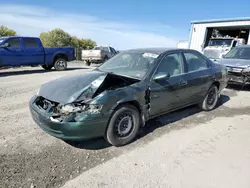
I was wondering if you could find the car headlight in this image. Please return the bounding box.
[60,103,103,115]
[242,67,250,73]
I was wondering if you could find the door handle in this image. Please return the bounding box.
[179,80,187,86]
[16,49,22,52]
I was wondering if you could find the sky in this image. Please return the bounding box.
[0,0,249,50]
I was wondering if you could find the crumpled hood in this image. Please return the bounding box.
[38,70,108,104]
[218,58,250,68]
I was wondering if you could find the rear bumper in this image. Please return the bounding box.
[82,57,103,62]
[29,95,109,141]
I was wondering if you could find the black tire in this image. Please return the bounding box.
[105,104,140,147]
[41,64,53,70]
[199,84,219,111]
[103,56,108,63]
[86,60,91,66]
[54,58,67,71]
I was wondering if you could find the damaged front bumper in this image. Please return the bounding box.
[227,68,250,85]
[29,95,109,141]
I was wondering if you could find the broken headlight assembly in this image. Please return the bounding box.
[59,103,103,115]
[242,67,250,73]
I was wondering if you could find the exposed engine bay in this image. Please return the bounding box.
[35,73,140,122]
[93,73,140,98]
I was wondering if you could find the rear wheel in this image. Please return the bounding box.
[54,58,67,71]
[199,84,219,111]
[105,104,140,147]
[41,64,53,70]
[85,60,91,66]
[103,56,108,63]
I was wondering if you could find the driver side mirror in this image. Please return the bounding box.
[0,43,9,48]
[153,72,170,82]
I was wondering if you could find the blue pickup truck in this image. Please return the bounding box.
[0,36,75,71]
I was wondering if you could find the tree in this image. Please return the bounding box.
[71,36,96,49]
[40,28,74,47]
[78,39,96,49]
[40,28,97,50]
[0,25,16,37]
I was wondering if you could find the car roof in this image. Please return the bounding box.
[123,47,177,55]
[0,36,39,39]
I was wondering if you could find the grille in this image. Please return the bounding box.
[228,71,242,77]
[203,50,221,59]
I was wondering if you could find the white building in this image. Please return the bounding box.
[188,17,250,52]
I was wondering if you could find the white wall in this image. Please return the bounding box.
[189,20,250,52]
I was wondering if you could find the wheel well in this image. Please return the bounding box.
[212,81,220,90]
[53,53,68,64]
[105,100,142,135]
[117,101,141,114]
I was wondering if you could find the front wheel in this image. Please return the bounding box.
[41,64,53,70]
[199,84,219,111]
[105,104,140,147]
[54,58,67,71]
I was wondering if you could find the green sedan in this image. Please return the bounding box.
[29,48,228,146]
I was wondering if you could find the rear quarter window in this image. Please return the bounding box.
[183,52,209,72]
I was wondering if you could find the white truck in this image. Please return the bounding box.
[203,37,246,61]
[81,46,118,66]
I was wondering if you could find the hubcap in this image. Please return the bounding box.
[57,60,66,68]
[207,87,216,106]
[115,113,133,137]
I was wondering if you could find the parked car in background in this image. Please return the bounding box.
[29,48,228,147]
[81,46,118,66]
[0,36,75,71]
[217,45,250,85]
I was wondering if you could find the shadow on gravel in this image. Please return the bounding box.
[63,138,111,150]
[137,94,230,140]
[0,67,90,77]
[226,83,250,92]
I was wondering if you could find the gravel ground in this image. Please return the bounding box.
[1,62,250,188]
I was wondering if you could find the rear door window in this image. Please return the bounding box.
[183,52,208,72]
[23,38,39,48]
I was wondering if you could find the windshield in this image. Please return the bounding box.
[208,39,233,47]
[97,51,159,79]
[224,47,250,60]
[0,38,6,44]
